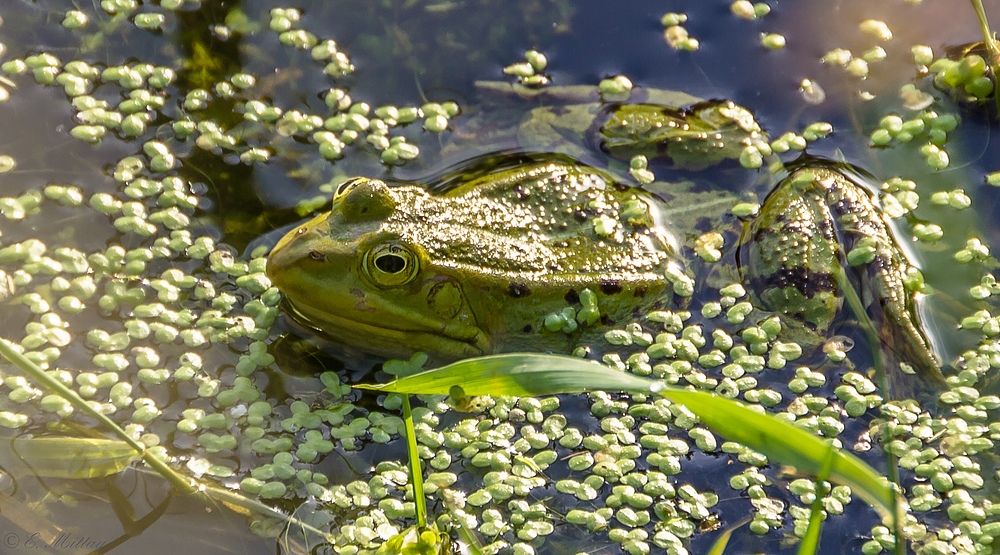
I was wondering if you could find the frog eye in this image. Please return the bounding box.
[363,243,419,287]
[333,177,369,203]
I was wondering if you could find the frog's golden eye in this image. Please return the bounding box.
[333,177,368,203]
[363,243,418,287]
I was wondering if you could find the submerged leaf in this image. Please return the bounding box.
[10,436,140,479]
[707,521,739,555]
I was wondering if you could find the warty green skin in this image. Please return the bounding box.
[743,161,944,394]
[267,158,679,360]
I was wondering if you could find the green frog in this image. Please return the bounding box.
[266,82,943,394]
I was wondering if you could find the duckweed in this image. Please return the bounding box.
[760,33,786,50]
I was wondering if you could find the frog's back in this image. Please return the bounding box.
[435,155,676,284]
[407,155,683,353]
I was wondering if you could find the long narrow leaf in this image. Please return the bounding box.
[402,395,428,527]
[355,353,656,396]
[655,388,898,520]
[706,522,739,555]
[0,339,194,493]
[356,353,902,521]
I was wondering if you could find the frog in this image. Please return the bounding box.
[266,81,944,396]
[742,158,943,395]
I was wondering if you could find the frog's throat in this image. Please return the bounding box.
[282,297,490,360]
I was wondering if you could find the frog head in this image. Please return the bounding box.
[266,177,490,360]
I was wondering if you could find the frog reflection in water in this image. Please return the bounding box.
[266,84,943,396]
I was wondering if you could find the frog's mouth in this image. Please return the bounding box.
[280,296,491,361]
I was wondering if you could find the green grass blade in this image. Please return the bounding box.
[706,524,736,555]
[798,483,826,555]
[706,517,751,555]
[10,436,140,479]
[0,337,343,541]
[798,450,835,555]
[357,353,902,521]
[402,394,428,528]
[355,353,655,396]
[450,511,486,555]
[658,388,898,520]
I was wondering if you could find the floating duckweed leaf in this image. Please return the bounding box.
[357,353,901,521]
[10,436,139,479]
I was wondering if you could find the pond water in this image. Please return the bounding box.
[1,1,1000,554]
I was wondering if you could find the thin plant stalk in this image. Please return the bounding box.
[401,394,428,528]
[971,0,1000,114]
[835,269,905,555]
[798,449,835,555]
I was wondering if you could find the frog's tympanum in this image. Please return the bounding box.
[266,83,943,395]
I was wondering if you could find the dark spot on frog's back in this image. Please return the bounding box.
[600,279,623,295]
[564,289,579,304]
[756,267,837,297]
[508,282,530,297]
[634,286,647,298]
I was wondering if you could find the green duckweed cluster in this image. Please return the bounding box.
[1,3,1000,555]
[503,50,549,88]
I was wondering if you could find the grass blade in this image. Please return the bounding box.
[706,524,736,555]
[798,482,827,555]
[355,353,656,396]
[0,336,337,543]
[0,338,194,493]
[357,353,902,521]
[402,395,428,528]
[656,388,898,520]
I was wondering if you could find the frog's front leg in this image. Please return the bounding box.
[740,160,944,398]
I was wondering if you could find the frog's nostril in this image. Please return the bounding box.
[308,250,325,261]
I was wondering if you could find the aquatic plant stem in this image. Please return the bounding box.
[833,270,904,555]
[401,394,428,528]
[799,450,835,555]
[970,0,1000,114]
